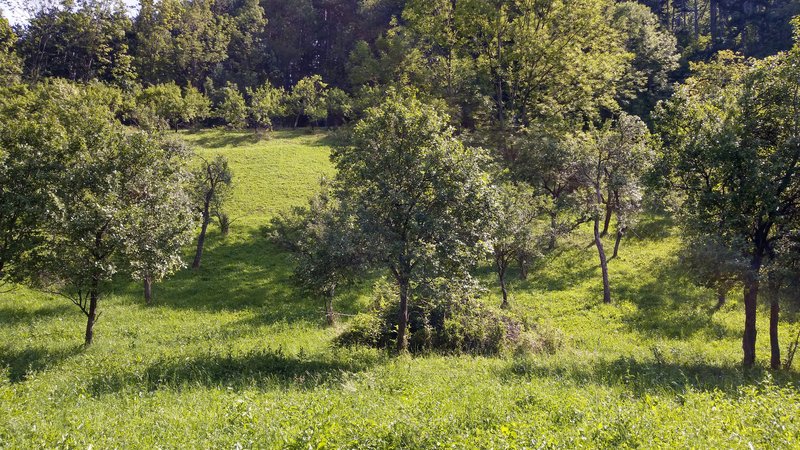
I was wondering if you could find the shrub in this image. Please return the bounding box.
[335,278,550,355]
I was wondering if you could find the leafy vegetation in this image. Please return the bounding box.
[3,0,800,446]
[2,130,800,447]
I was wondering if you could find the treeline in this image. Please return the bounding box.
[0,0,798,125]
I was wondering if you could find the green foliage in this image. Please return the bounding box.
[247,81,285,130]
[611,1,680,118]
[336,277,532,355]
[133,0,233,87]
[135,82,184,131]
[2,131,800,446]
[17,1,135,85]
[288,75,328,127]
[269,179,368,324]
[0,14,21,86]
[3,80,196,343]
[333,92,494,350]
[216,83,248,130]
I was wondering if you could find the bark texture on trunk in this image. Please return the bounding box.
[192,197,211,269]
[601,201,612,237]
[716,288,726,309]
[325,286,336,326]
[594,218,611,304]
[742,276,759,368]
[144,277,153,304]
[397,278,410,352]
[771,299,781,370]
[85,285,98,347]
[612,228,624,259]
[548,212,558,250]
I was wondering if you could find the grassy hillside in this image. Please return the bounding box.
[2,129,800,448]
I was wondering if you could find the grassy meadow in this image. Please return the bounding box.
[2,129,800,448]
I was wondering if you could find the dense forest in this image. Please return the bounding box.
[2,0,800,385]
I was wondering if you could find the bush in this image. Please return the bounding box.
[335,278,552,355]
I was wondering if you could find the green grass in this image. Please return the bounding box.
[2,128,800,448]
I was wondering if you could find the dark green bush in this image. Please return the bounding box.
[335,278,557,355]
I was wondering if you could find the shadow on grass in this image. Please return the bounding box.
[133,228,364,328]
[183,128,337,149]
[505,355,800,396]
[89,347,383,396]
[185,130,265,148]
[0,303,73,326]
[617,255,740,340]
[0,344,82,383]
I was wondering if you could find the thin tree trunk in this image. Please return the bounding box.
[496,256,509,309]
[716,287,726,309]
[742,274,759,368]
[144,276,153,305]
[397,277,410,352]
[612,228,624,259]
[518,252,528,280]
[771,299,781,370]
[325,286,336,326]
[192,203,211,269]
[85,284,99,347]
[710,0,719,49]
[548,211,558,250]
[294,113,301,129]
[601,201,612,237]
[594,217,611,304]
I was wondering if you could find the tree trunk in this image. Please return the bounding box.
[594,217,611,304]
[397,277,410,353]
[85,285,99,347]
[710,0,719,49]
[742,274,759,368]
[548,211,558,250]
[612,228,624,259]
[496,256,509,309]
[601,201,612,237]
[716,288,726,309]
[771,299,781,370]
[325,286,336,326]
[518,252,528,280]
[294,113,301,129]
[192,203,211,269]
[144,276,153,305]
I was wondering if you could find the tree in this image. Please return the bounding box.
[122,138,197,304]
[271,180,368,325]
[488,182,540,309]
[181,85,211,128]
[333,93,493,351]
[191,155,232,269]
[217,82,248,129]
[13,81,193,346]
[679,237,745,309]
[325,87,352,127]
[18,0,135,85]
[0,14,21,86]
[0,85,49,284]
[247,81,285,131]
[288,75,328,128]
[133,0,233,87]
[515,133,588,251]
[574,113,652,304]
[135,82,185,131]
[611,1,680,119]
[655,41,800,368]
